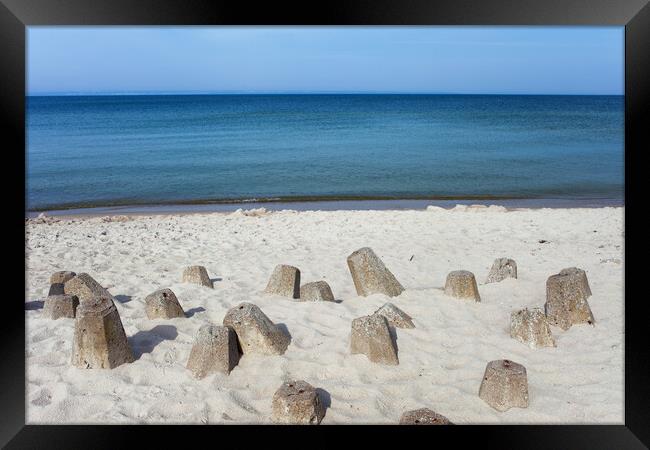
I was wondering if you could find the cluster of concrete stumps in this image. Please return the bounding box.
[496,264,595,414]
[264,264,336,302]
[35,247,597,423]
[40,271,136,370]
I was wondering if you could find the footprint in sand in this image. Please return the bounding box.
[374,396,394,419]
[228,391,259,415]
[163,348,177,366]
[31,388,52,407]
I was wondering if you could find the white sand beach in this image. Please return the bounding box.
[25,205,624,424]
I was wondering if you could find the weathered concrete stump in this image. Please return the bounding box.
[444,270,481,302]
[350,314,398,365]
[399,408,453,425]
[50,271,76,285]
[64,273,114,303]
[271,380,326,424]
[145,288,185,319]
[510,308,555,349]
[545,268,595,330]
[222,302,290,355]
[300,281,335,302]
[264,264,300,298]
[48,271,76,297]
[186,324,240,378]
[478,359,529,411]
[559,267,592,297]
[374,303,415,329]
[71,296,134,369]
[347,247,404,297]
[485,258,517,284]
[43,294,79,319]
[48,283,65,296]
[182,265,213,288]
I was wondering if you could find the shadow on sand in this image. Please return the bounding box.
[129,325,178,360]
[276,323,292,347]
[315,388,332,409]
[114,295,132,304]
[25,300,44,310]
[388,325,399,354]
[185,306,206,317]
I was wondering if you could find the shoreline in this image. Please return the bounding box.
[26,197,624,218]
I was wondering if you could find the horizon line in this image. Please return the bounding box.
[27,91,624,97]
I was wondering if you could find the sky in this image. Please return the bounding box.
[27,26,624,95]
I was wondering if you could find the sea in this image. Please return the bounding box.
[26,94,624,213]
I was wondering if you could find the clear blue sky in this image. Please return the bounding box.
[27,26,624,95]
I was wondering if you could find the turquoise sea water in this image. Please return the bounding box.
[26,94,624,211]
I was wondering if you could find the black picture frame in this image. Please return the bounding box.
[2,0,648,447]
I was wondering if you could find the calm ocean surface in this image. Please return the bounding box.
[26,94,624,211]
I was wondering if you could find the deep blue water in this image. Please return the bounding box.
[26,94,624,211]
